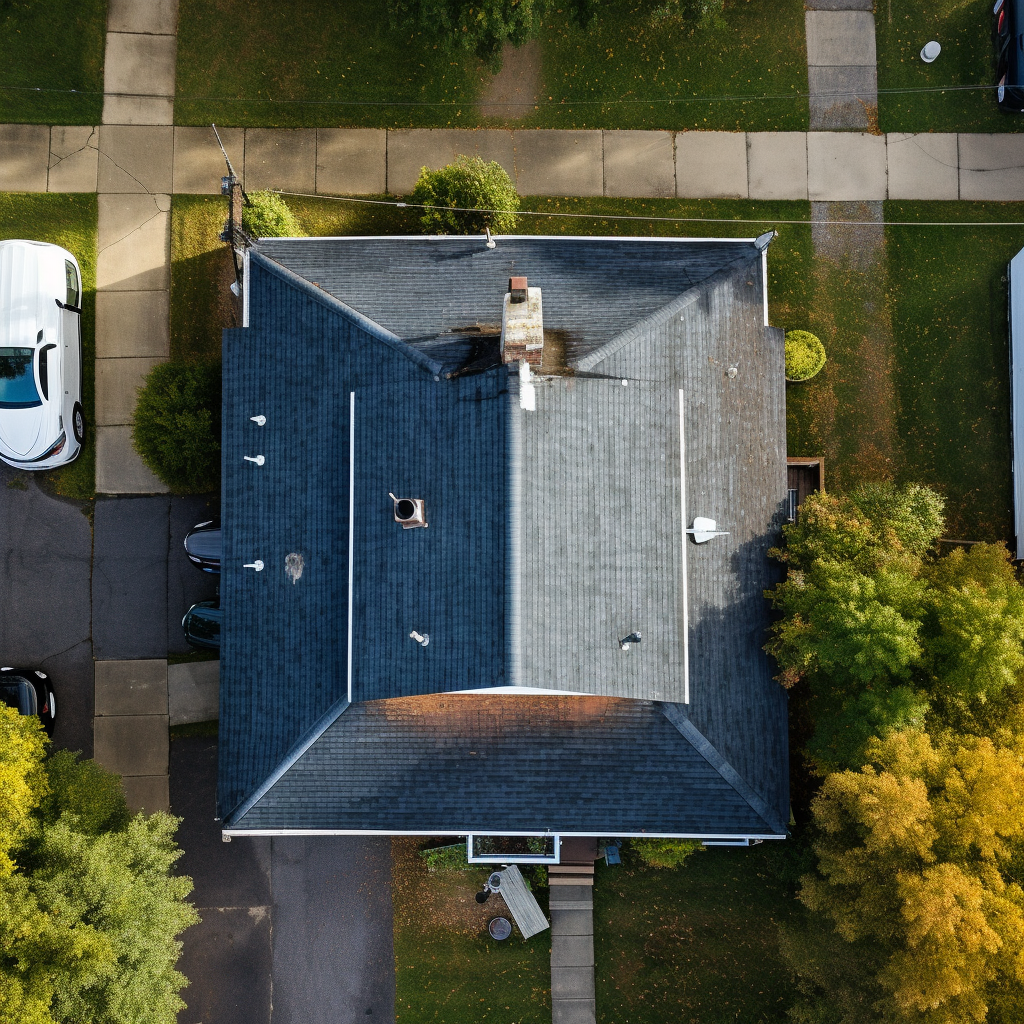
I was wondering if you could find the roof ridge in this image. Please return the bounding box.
[224,696,352,826]
[573,253,759,374]
[659,702,787,835]
[250,250,444,377]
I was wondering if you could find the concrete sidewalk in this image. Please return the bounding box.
[5,125,1024,201]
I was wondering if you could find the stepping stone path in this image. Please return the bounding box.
[548,838,598,1024]
[805,0,878,131]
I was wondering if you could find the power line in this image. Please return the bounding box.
[273,190,1024,228]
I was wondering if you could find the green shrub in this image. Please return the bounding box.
[242,191,305,238]
[132,361,221,493]
[420,842,471,872]
[631,837,703,869]
[411,157,519,236]
[785,330,827,381]
[646,0,725,30]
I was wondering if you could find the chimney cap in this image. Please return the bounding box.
[509,276,528,303]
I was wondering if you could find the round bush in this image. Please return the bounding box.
[242,191,305,238]
[132,361,221,492]
[785,330,827,381]
[631,837,703,869]
[411,156,519,235]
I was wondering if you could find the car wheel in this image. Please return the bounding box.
[72,403,85,445]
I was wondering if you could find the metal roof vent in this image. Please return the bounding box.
[389,492,427,529]
[501,276,543,366]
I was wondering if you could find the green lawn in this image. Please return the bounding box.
[175,0,806,130]
[0,193,97,500]
[532,0,808,131]
[392,840,552,1022]
[595,845,801,1024]
[0,0,106,124]
[876,0,1021,132]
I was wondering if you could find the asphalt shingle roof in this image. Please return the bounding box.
[219,238,789,836]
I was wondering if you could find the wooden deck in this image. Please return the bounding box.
[786,457,825,521]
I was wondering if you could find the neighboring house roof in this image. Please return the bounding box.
[219,236,789,838]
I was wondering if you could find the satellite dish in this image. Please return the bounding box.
[686,517,730,544]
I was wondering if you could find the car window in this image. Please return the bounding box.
[186,527,222,561]
[0,348,42,409]
[0,679,37,715]
[39,344,55,401]
[188,605,222,643]
[65,261,79,307]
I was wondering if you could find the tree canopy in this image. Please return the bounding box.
[0,714,198,1024]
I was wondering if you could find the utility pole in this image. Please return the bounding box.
[212,124,251,295]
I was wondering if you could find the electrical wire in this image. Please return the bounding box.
[272,190,1024,228]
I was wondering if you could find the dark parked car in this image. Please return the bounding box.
[0,666,56,735]
[184,518,221,573]
[182,601,221,650]
[995,0,1024,111]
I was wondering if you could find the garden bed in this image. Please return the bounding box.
[0,193,97,500]
[174,0,807,130]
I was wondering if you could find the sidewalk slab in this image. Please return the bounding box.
[98,125,174,193]
[244,128,316,193]
[95,290,170,358]
[676,131,747,198]
[173,125,244,194]
[806,0,873,7]
[512,130,603,196]
[550,934,594,968]
[550,909,594,935]
[102,95,175,126]
[168,660,220,725]
[386,129,515,194]
[122,774,170,813]
[49,126,99,192]
[805,10,876,66]
[97,193,170,291]
[316,129,387,195]
[808,65,877,131]
[95,659,168,716]
[807,132,886,199]
[550,966,596,1000]
[96,426,169,494]
[603,131,674,198]
[94,714,169,776]
[96,356,165,426]
[107,0,178,35]
[103,32,177,98]
[552,1000,596,1024]
[887,133,958,200]
[0,124,49,192]
[747,133,808,199]
[958,134,1024,200]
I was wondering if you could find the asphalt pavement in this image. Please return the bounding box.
[0,463,94,755]
[171,736,396,1024]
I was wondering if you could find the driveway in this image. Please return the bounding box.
[0,464,93,755]
[171,735,396,1024]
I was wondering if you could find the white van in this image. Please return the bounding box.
[0,239,85,470]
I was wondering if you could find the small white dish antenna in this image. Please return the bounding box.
[920,40,941,62]
[686,517,730,544]
[410,631,430,647]
[250,415,266,426]
[244,560,265,571]
[244,455,265,465]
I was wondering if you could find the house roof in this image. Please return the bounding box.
[219,236,789,837]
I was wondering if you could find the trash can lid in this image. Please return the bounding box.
[488,917,512,940]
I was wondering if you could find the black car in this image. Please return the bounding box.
[995,0,1024,111]
[184,518,221,573]
[0,666,56,735]
[182,601,221,650]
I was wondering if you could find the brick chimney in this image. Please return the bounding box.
[501,276,543,366]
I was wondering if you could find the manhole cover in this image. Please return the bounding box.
[488,917,512,941]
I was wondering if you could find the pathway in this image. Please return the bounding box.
[5,125,1024,202]
[805,0,878,130]
[548,839,598,1024]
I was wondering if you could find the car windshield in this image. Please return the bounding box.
[0,679,37,715]
[186,527,221,561]
[187,605,222,644]
[0,348,41,409]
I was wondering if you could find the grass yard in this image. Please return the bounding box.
[0,193,97,500]
[595,844,801,1023]
[174,0,806,130]
[0,0,106,124]
[392,839,552,1022]
[876,0,1019,132]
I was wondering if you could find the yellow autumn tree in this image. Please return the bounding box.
[0,705,47,877]
[795,729,1024,1023]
